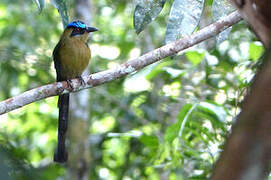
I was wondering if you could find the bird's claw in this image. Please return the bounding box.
[66,80,73,90]
[78,76,86,86]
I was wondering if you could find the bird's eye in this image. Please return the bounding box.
[70,27,85,37]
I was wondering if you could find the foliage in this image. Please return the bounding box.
[133,0,235,44]
[165,0,204,44]
[0,0,264,179]
[134,0,166,34]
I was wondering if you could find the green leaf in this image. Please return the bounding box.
[164,104,193,143]
[139,134,159,148]
[162,67,186,78]
[198,101,227,123]
[212,0,235,43]
[178,103,198,137]
[165,0,204,44]
[186,51,205,65]
[164,124,180,144]
[249,42,264,61]
[50,0,69,27]
[146,61,172,80]
[133,0,166,34]
[33,0,45,13]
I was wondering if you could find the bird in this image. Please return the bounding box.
[52,20,98,163]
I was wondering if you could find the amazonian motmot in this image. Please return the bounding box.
[53,20,98,163]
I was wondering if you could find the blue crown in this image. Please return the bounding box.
[67,21,86,29]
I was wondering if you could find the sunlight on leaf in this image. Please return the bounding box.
[212,0,235,44]
[165,0,204,44]
[133,0,166,34]
[249,41,264,61]
[186,50,205,65]
[162,67,186,78]
[199,102,227,122]
[107,130,143,137]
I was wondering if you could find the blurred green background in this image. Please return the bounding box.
[0,0,264,179]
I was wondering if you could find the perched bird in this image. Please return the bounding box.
[53,20,98,163]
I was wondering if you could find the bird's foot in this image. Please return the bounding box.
[66,79,73,90]
[78,76,86,86]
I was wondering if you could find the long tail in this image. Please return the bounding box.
[54,93,69,163]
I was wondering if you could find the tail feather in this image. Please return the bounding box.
[54,94,69,163]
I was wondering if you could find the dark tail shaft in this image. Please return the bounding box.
[54,93,69,163]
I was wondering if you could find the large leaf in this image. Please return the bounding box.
[32,0,44,13]
[212,0,235,43]
[50,0,69,27]
[133,0,166,34]
[164,104,193,143]
[198,101,227,123]
[165,0,204,44]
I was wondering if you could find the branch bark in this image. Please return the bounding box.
[0,11,242,115]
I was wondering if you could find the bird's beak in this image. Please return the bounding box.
[86,27,98,33]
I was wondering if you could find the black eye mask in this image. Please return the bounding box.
[70,28,86,37]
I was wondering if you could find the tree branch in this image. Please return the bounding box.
[0,11,242,115]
